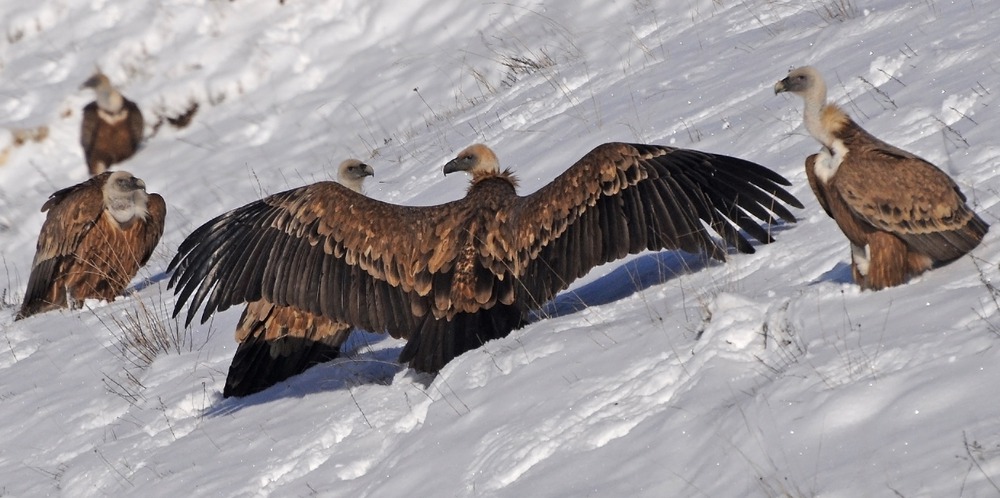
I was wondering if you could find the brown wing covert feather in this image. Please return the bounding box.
[835,144,986,262]
[17,174,110,318]
[136,193,167,267]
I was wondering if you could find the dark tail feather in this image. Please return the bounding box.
[399,304,526,373]
[224,335,342,398]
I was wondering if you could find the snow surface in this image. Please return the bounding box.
[1,0,999,496]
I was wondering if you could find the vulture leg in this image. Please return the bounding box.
[907,251,934,276]
[863,232,908,290]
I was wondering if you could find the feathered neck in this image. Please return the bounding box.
[340,176,366,194]
[469,168,519,191]
[106,191,149,226]
[798,77,831,145]
[103,176,149,226]
[796,76,852,149]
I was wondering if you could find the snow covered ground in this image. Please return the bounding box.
[1,0,998,496]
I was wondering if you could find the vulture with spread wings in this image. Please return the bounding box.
[169,142,801,373]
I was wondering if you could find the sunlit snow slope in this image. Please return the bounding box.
[1,1,998,496]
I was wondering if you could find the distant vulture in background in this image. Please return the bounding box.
[17,171,165,320]
[774,66,988,289]
[224,159,375,398]
[80,72,145,176]
[169,142,802,375]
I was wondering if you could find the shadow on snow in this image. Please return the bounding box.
[202,247,725,413]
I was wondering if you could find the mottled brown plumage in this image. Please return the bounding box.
[17,171,165,320]
[776,66,988,289]
[169,142,801,373]
[225,159,374,397]
[80,73,145,176]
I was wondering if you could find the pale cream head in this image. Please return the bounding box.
[336,159,375,193]
[81,72,124,113]
[774,65,834,147]
[773,66,827,101]
[443,144,500,177]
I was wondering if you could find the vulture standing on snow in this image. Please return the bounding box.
[169,142,802,374]
[80,72,145,176]
[17,171,166,320]
[774,66,988,289]
[224,159,375,397]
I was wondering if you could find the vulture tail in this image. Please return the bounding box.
[400,303,526,372]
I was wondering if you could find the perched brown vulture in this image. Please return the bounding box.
[775,66,988,289]
[169,142,801,374]
[80,73,145,176]
[17,171,166,320]
[224,159,375,397]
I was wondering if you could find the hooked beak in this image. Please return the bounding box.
[80,75,101,90]
[443,156,472,176]
[773,78,789,95]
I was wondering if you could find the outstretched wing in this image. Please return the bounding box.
[170,144,801,330]
[506,143,802,309]
[168,181,461,332]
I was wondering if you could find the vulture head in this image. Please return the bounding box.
[443,144,500,177]
[774,66,835,147]
[81,72,124,113]
[774,66,828,106]
[80,72,110,90]
[774,66,821,95]
[103,170,150,225]
[337,159,375,193]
